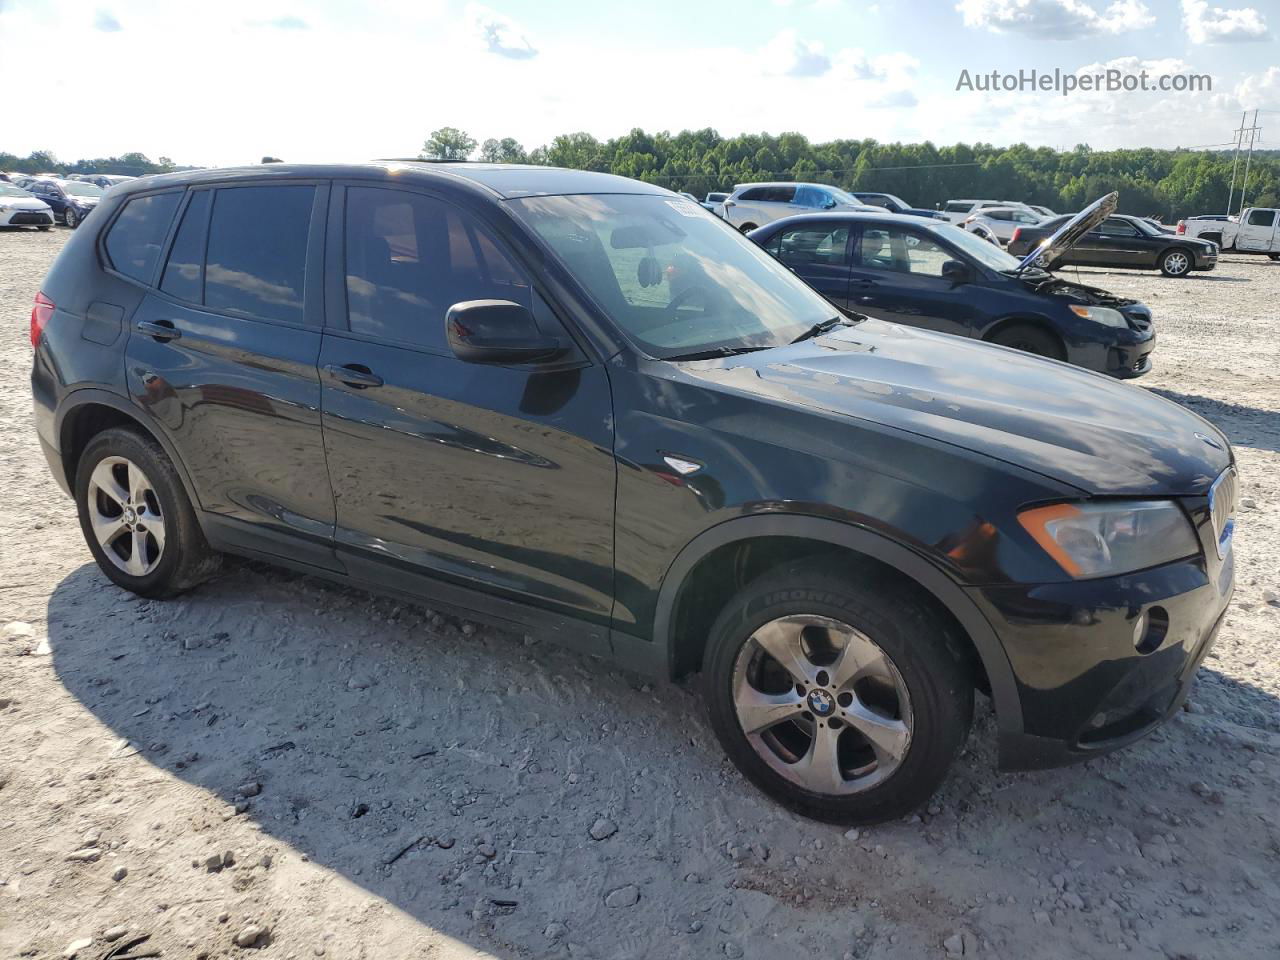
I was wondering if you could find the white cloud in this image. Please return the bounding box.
[956,0,1154,37]
[760,29,832,77]
[833,49,918,85]
[1234,65,1280,104]
[1181,0,1269,43]
[466,3,537,59]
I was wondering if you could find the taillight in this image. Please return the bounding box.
[1010,227,1022,244]
[30,291,54,347]
[1176,221,1185,234]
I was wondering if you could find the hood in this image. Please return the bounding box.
[69,195,102,206]
[2,197,52,211]
[678,318,1230,496]
[1017,191,1117,273]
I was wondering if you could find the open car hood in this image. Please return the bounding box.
[1017,191,1117,273]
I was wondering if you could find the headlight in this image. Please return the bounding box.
[1018,501,1199,578]
[1068,305,1128,328]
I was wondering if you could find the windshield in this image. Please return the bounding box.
[508,193,836,358]
[927,222,1021,271]
[0,184,33,198]
[62,181,103,197]
[825,186,863,205]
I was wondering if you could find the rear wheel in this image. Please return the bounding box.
[75,427,220,598]
[63,206,79,229]
[1158,248,1191,277]
[702,559,973,824]
[988,323,1065,361]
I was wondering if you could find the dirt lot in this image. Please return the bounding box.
[2,228,1278,960]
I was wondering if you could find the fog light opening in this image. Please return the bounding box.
[1134,606,1168,655]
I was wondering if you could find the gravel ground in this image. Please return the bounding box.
[2,228,1278,960]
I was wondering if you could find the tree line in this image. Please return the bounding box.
[8,129,1279,221]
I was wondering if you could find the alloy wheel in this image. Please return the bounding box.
[65,206,78,228]
[1164,251,1189,275]
[86,456,165,576]
[731,614,912,795]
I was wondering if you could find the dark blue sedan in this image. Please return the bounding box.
[748,211,1156,378]
[24,178,104,228]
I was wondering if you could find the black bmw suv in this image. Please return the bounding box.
[31,163,1237,823]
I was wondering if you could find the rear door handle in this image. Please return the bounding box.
[136,319,181,341]
[323,363,383,388]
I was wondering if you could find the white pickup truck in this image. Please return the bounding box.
[1177,208,1280,259]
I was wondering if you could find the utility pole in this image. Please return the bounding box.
[1238,110,1261,216]
[1226,111,1247,216]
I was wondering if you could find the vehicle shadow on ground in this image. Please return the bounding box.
[1146,387,1280,455]
[46,559,1280,959]
[1052,268,1251,283]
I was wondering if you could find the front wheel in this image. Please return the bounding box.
[75,427,220,598]
[988,323,1065,361]
[64,206,79,229]
[1159,248,1191,277]
[702,559,973,824]
[1269,253,1279,262]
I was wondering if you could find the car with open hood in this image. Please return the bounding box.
[31,164,1234,824]
[1008,206,1217,277]
[748,193,1156,378]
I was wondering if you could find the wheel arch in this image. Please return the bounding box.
[981,315,1067,359]
[652,515,1023,738]
[57,390,201,510]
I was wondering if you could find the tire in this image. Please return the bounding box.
[1269,253,1279,262]
[738,222,758,234]
[988,323,1065,361]
[1158,248,1192,277]
[74,427,220,598]
[702,559,974,824]
[37,225,51,231]
[64,206,79,229]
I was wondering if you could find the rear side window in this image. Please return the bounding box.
[161,190,211,302]
[944,202,971,213]
[105,192,182,283]
[204,185,314,325]
[1247,209,1276,227]
[768,186,797,203]
[770,224,850,267]
[738,188,767,201]
[343,186,532,349]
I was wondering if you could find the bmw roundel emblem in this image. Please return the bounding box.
[806,689,835,717]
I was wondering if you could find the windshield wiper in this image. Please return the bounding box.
[664,344,776,362]
[790,315,855,344]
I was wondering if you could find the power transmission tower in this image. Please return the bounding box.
[1238,110,1261,215]
[1226,111,1247,215]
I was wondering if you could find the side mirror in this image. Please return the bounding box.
[445,300,566,365]
[823,199,838,209]
[941,260,971,284]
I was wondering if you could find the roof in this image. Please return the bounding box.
[753,211,951,231]
[113,161,671,201]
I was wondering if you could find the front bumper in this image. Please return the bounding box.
[971,545,1233,772]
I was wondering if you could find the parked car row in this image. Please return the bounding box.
[0,177,106,229]
[30,162,1237,825]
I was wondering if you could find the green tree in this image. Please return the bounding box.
[478,137,527,163]
[421,127,477,161]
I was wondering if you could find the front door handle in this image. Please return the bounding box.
[136,319,181,341]
[323,363,383,388]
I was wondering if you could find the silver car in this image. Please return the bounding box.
[961,206,1046,244]
[719,182,879,232]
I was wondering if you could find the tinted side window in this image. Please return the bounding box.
[104,192,181,283]
[768,186,797,203]
[776,225,849,267]
[738,188,767,201]
[1247,209,1276,227]
[204,185,314,324]
[161,190,211,303]
[344,186,532,349]
[944,202,971,213]
[1095,217,1138,236]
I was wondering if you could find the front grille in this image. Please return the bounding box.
[1208,467,1238,559]
[11,211,52,225]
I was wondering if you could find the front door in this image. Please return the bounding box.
[1080,217,1148,266]
[318,184,617,630]
[127,182,338,569]
[847,224,980,337]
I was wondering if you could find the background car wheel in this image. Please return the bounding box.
[37,225,51,231]
[988,323,1065,361]
[738,222,758,233]
[702,558,974,824]
[75,427,220,598]
[64,206,79,229]
[1159,249,1191,277]
[1269,253,1279,261]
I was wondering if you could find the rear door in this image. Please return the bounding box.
[1236,208,1279,251]
[126,181,338,569]
[761,220,852,308]
[847,223,981,336]
[317,183,616,631]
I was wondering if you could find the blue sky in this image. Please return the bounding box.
[1,0,1277,165]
